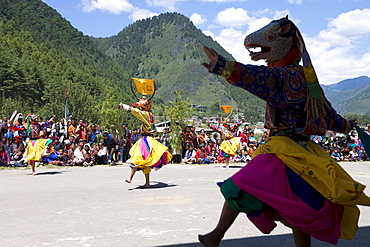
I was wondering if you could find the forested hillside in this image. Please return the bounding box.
[93,13,265,119]
[0,0,135,127]
[2,0,368,128]
[324,76,370,116]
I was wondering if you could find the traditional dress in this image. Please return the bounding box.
[210,122,241,158]
[125,104,172,174]
[206,17,370,245]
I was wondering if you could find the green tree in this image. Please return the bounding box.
[161,90,192,153]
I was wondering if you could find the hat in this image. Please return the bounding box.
[102,131,109,137]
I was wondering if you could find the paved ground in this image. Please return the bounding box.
[1,162,370,247]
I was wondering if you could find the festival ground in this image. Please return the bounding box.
[1,162,370,247]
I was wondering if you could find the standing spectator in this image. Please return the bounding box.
[248,131,258,156]
[55,118,68,140]
[190,125,199,149]
[75,122,88,142]
[160,127,171,148]
[0,116,8,139]
[102,131,119,165]
[68,118,77,137]
[239,128,250,150]
[87,124,100,145]
[130,128,141,146]
[198,129,207,146]
[120,123,131,163]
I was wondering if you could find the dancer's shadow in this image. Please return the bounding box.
[156,226,370,247]
[28,170,69,176]
[129,181,177,190]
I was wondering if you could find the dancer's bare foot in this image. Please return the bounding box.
[142,184,151,188]
[198,230,224,247]
[32,171,37,176]
[125,179,131,183]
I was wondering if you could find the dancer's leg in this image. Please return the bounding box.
[292,229,311,247]
[125,167,137,183]
[225,157,229,168]
[198,201,239,247]
[30,161,37,175]
[143,173,150,188]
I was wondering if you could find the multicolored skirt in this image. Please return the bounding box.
[128,136,172,174]
[220,136,370,244]
[219,137,241,157]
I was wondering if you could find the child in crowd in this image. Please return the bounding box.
[182,145,196,164]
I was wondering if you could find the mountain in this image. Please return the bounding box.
[322,76,370,96]
[92,13,264,119]
[0,0,133,126]
[323,76,370,116]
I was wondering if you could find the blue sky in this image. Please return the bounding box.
[42,0,370,85]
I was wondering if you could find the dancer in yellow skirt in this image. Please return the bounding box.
[199,16,370,247]
[118,98,172,188]
[209,118,242,168]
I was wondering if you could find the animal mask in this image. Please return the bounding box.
[245,17,297,62]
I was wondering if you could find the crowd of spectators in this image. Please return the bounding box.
[0,113,368,168]
[0,114,142,167]
[179,123,369,164]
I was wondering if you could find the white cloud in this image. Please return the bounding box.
[190,13,207,26]
[209,9,370,84]
[215,7,255,27]
[302,9,370,84]
[327,8,370,37]
[82,0,134,14]
[287,0,303,5]
[129,8,158,22]
[146,0,185,12]
[202,30,215,39]
[200,0,247,2]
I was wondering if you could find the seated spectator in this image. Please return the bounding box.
[73,140,85,166]
[60,150,73,166]
[348,147,359,161]
[10,143,27,167]
[204,141,215,157]
[196,144,210,164]
[330,148,342,161]
[236,149,251,163]
[208,149,218,163]
[0,144,10,167]
[342,147,351,161]
[83,153,94,167]
[182,145,196,164]
[52,137,64,151]
[359,150,368,161]
[42,148,62,165]
[94,142,108,165]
